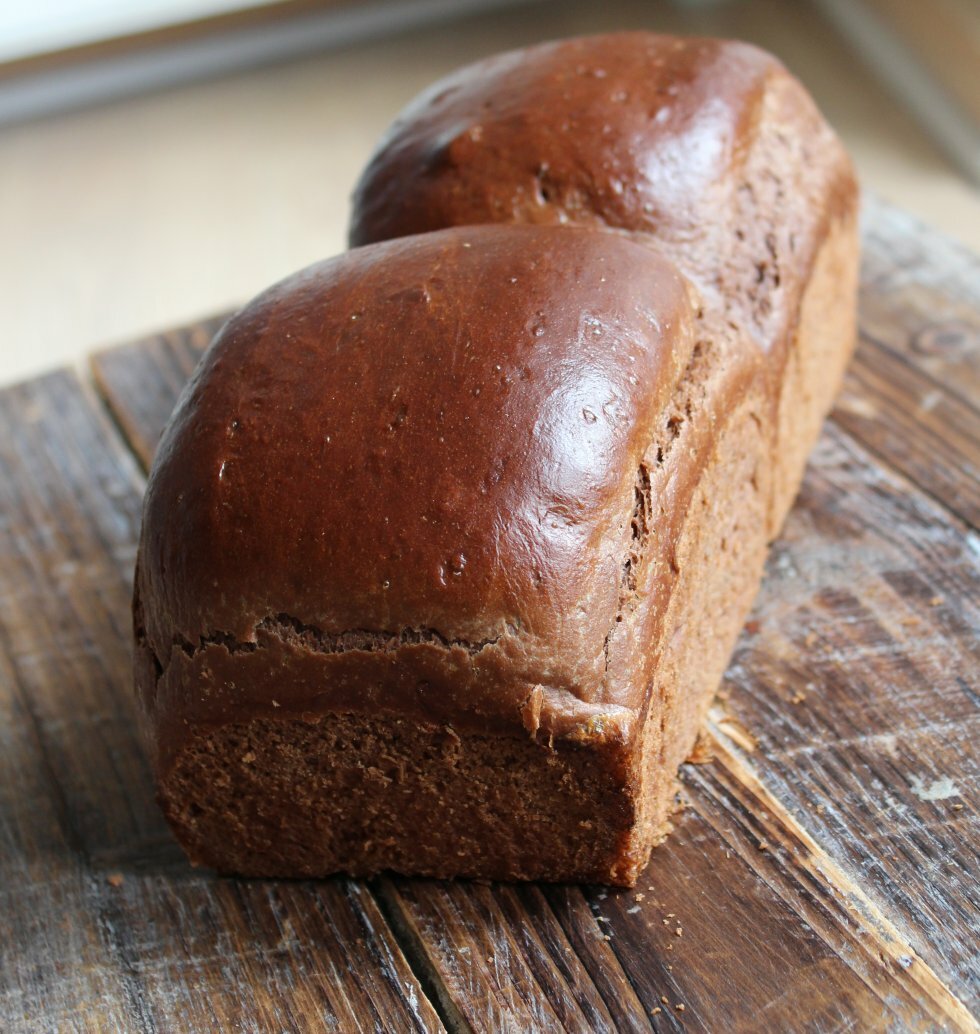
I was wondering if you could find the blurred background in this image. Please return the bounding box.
[2,0,978,386]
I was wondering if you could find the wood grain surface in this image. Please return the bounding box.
[2,198,976,1032]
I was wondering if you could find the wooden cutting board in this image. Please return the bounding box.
[1,197,977,1033]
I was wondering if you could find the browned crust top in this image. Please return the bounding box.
[137,223,697,760]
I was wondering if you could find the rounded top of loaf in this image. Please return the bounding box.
[350,33,768,243]
[349,31,856,344]
[138,224,697,696]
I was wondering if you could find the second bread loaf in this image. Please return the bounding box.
[350,32,860,532]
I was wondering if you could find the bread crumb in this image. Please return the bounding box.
[652,1007,662,1015]
[107,873,124,887]
[661,996,669,1005]
[758,841,768,852]
[952,803,964,811]
[676,1003,686,1012]
[714,715,757,752]
[675,927,683,937]
[791,692,806,704]
[686,734,715,764]
[635,892,645,902]
[241,751,256,764]
[929,596,943,606]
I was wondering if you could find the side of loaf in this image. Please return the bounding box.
[135,33,859,886]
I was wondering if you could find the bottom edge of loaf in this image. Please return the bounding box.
[158,710,674,887]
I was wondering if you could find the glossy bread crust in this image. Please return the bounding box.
[136,32,859,885]
[350,33,854,341]
[136,224,698,777]
[350,31,859,531]
[350,33,781,250]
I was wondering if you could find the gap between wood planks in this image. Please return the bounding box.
[369,878,478,1034]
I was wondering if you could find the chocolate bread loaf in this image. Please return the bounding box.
[134,33,859,885]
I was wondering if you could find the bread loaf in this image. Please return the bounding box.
[134,33,858,885]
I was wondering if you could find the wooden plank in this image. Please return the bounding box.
[93,314,227,469]
[0,643,139,1033]
[825,195,980,527]
[858,195,980,406]
[717,424,979,1012]
[374,879,647,1032]
[835,337,980,528]
[685,734,977,1031]
[0,372,443,1033]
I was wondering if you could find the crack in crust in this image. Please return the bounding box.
[137,613,510,687]
[254,614,506,655]
[601,337,710,677]
[623,463,652,597]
